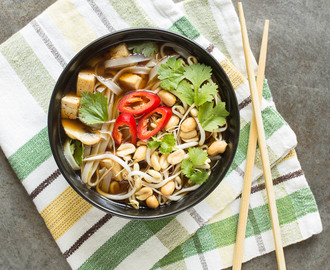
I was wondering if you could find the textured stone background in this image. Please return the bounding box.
[0,0,328,269]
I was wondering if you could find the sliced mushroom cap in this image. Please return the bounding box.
[62,119,101,145]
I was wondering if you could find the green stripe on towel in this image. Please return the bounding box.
[108,0,155,27]
[169,16,200,40]
[79,218,173,270]
[183,0,230,58]
[154,188,318,268]
[8,127,51,181]
[0,32,55,113]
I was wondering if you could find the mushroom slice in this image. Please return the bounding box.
[62,119,101,145]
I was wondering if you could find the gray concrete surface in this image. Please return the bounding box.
[0,0,328,269]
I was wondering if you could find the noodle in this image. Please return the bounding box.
[61,41,229,209]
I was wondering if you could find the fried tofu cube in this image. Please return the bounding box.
[110,43,130,59]
[61,95,80,119]
[119,73,143,90]
[76,70,95,96]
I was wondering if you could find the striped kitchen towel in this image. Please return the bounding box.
[0,0,322,269]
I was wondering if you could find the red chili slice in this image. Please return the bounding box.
[137,107,172,140]
[112,113,137,145]
[118,91,161,115]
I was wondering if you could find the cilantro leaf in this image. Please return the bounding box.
[158,57,185,91]
[79,92,108,125]
[147,137,161,149]
[188,148,208,166]
[195,82,218,106]
[147,134,176,154]
[189,169,209,184]
[198,101,229,131]
[175,80,194,106]
[181,159,194,177]
[184,63,212,89]
[159,134,176,154]
[72,140,85,165]
[128,41,158,57]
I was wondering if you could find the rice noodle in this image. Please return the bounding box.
[104,55,151,69]
[95,75,122,95]
[160,43,190,59]
[112,66,151,82]
[96,185,137,200]
[166,185,201,201]
[83,153,131,177]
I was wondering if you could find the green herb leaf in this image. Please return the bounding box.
[198,101,229,131]
[69,140,85,166]
[195,82,218,106]
[184,63,212,89]
[181,159,194,177]
[72,140,85,165]
[147,134,176,154]
[147,137,161,149]
[159,134,176,154]
[189,169,209,184]
[69,141,75,153]
[127,41,159,57]
[188,147,208,166]
[79,92,108,125]
[175,80,194,106]
[158,57,185,91]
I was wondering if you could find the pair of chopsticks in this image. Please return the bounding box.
[233,3,286,270]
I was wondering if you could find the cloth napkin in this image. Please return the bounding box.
[0,0,322,269]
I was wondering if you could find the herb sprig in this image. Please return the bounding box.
[157,58,229,132]
[181,148,209,184]
[128,41,159,57]
[79,92,108,125]
[147,133,176,154]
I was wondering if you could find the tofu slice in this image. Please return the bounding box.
[110,43,130,59]
[61,95,80,119]
[76,70,95,96]
[119,73,143,90]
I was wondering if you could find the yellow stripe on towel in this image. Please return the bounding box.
[41,187,93,240]
[220,58,246,90]
[279,149,297,163]
[46,0,98,52]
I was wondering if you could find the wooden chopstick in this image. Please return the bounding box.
[236,2,286,269]
[232,19,269,270]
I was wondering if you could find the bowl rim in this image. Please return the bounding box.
[48,27,240,220]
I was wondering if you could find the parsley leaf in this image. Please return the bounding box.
[195,82,218,106]
[184,63,212,90]
[175,80,194,106]
[147,134,176,154]
[127,41,158,57]
[79,92,108,125]
[158,58,185,91]
[189,169,209,184]
[69,140,85,166]
[181,159,194,177]
[198,101,229,132]
[147,137,161,149]
[159,134,176,154]
[181,147,210,185]
[188,148,208,166]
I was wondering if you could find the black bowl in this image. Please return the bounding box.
[48,28,239,220]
